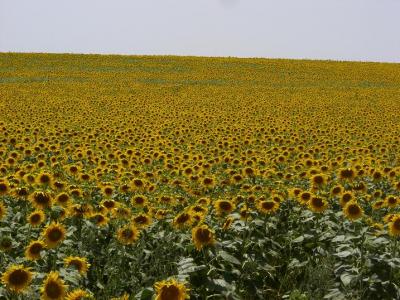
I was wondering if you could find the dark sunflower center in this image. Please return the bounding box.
[195,228,211,243]
[122,229,134,239]
[30,243,43,255]
[160,285,180,300]
[30,214,41,223]
[262,201,275,210]
[394,219,400,230]
[35,193,50,204]
[176,214,189,224]
[312,198,324,208]
[9,270,29,286]
[135,216,147,224]
[48,229,62,241]
[45,281,62,298]
[347,204,361,215]
[218,202,232,211]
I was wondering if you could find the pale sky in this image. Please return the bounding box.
[1,0,399,62]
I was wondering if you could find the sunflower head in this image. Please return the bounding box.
[66,289,90,300]
[308,196,328,213]
[389,215,400,237]
[116,224,140,245]
[42,222,66,248]
[0,201,7,220]
[191,224,215,251]
[1,264,33,293]
[41,271,67,300]
[172,212,193,229]
[29,191,53,209]
[28,210,46,226]
[64,256,90,275]
[25,240,45,261]
[154,279,189,300]
[214,200,235,216]
[343,201,363,221]
[257,200,279,214]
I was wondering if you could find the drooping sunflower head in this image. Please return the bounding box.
[343,201,363,221]
[389,215,400,237]
[191,224,215,251]
[25,240,45,261]
[173,212,193,229]
[41,271,67,300]
[64,256,90,275]
[42,222,66,248]
[0,201,7,220]
[116,224,140,245]
[1,264,33,294]
[222,217,234,230]
[154,278,189,300]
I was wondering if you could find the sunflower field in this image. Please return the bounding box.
[0,53,400,299]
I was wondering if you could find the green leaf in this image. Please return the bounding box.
[336,250,352,258]
[219,251,241,265]
[292,236,304,243]
[340,273,353,286]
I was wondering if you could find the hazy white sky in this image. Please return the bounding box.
[1,0,399,62]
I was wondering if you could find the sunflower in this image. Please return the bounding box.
[240,206,250,220]
[101,185,114,197]
[257,200,279,214]
[343,202,363,220]
[385,195,398,208]
[28,210,46,226]
[41,271,67,300]
[132,213,152,227]
[116,224,140,245]
[0,201,7,220]
[55,192,70,207]
[297,191,312,205]
[66,289,90,300]
[131,194,148,207]
[330,185,343,196]
[36,172,53,186]
[42,222,66,248]
[0,236,13,251]
[0,180,10,195]
[25,240,45,261]
[388,215,400,237]
[29,191,53,209]
[91,213,109,227]
[310,174,327,187]
[201,176,215,188]
[64,256,90,275]
[173,212,193,229]
[154,278,189,300]
[338,168,355,180]
[222,217,234,230]
[308,196,328,213]
[1,264,33,293]
[192,224,215,251]
[101,199,117,211]
[339,191,354,207]
[214,200,235,216]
